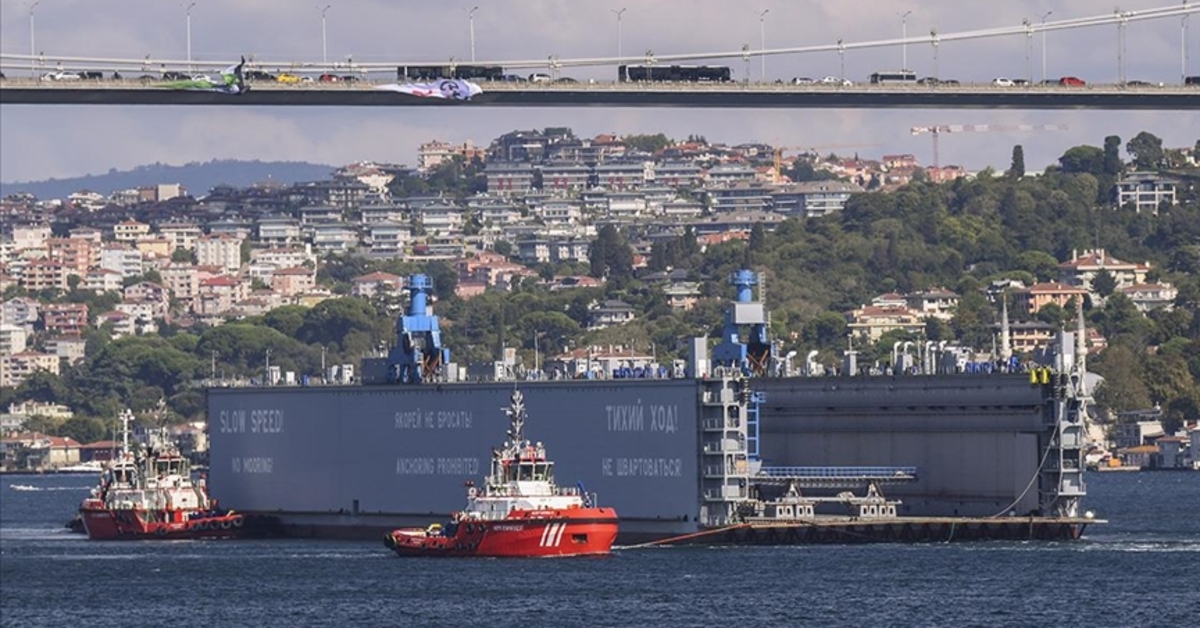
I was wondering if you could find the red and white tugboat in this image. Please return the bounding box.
[385,390,619,558]
[79,409,245,540]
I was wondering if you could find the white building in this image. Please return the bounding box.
[0,324,28,356]
[11,225,50,253]
[196,234,243,275]
[99,245,144,278]
[1113,172,1179,213]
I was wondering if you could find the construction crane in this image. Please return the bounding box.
[772,143,882,183]
[909,124,1068,169]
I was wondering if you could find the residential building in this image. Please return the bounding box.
[67,226,103,245]
[1057,249,1151,292]
[705,164,757,184]
[769,181,861,217]
[486,162,536,194]
[252,246,315,269]
[196,234,243,275]
[42,303,89,336]
[351,272,404,298]
[416,204,464,236]
[195,276,247,315]
[905,288,960,320]
[365,222,412,257]
[18,259,68,291]
[44,335,87,365]
[271,266,317,297]
[361,203,407,225]
[159,223,202,250]
[650,161,704,188]
[998,321,1058,354]
[606,193,648,218]
[537,201,583,226]
[124,282,169,306]
[662,282,703,311]
[309,223,358,253]
[1117,283,1178,312]
[113,219,151,242]
[0,352,60,388]
[0,297,40,329]
[113,301,162,333]
[257,217,303,246]
[334,161,400,192]
[99,245,143,278]
[0,324,28,356]
[135,236,173,260]
[541,162,590,191]
[588,300,637,329]
[1112,172,1179,213]
[846,304,925,342]
[705,183,774,213]
[1011,282,1089,315]
[594,162,648,190]
[45,238,94,276]
[12,225,51,252]
[299,205,343,225]
[159,264,200,303]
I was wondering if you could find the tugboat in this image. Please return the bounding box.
[384,390,619,557]
[78,409,245,540]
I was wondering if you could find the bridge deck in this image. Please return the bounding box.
[1,80,1195,109]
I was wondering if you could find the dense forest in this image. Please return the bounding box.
[6,133,1199,441]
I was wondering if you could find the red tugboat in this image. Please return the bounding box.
[385,390,619,557]
[79,409,245,540]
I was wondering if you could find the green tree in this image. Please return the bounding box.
[1058,145,1104,176]
[622,133,672,153]
[1102,135,1123,176]
[1036,302,1069,328]
[1092,344,1152,412]
[1008,144,1025,178]
[59,416,108,444]
[588,224,633,280]
[425,261,459,302]
[1126,131,1164,171]
[171,248,198,264]
[1091,269,1118,298]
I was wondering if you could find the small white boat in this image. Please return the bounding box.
[57,461,106,474]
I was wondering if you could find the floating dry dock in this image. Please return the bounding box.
[678,516,1104,546]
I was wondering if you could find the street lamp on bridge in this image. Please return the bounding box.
[27,0,41,75]
[185,2,197,73]
[899,10,912,71]
[1039,11,1053,83]
[757,8,769,80]
[466,6,479,63]
[318,4,331,65]
[611,7,627,59]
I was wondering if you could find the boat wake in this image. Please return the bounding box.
[8,484,91,492]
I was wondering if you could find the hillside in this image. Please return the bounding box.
[0,159,337,200]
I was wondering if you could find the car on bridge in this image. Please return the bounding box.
[245,70,277,82]
[277,73,313,84]
[991,77,1016,87]
[1059,76,1086,87]
[40,71,82,81]
[1184,76,1200,86]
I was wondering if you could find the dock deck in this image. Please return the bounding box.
[691,516,1103,545]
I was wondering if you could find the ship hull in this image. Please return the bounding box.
[80,506,246,541]
[384,508,619,558]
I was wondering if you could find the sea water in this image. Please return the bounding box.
[1,472,1197,627]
